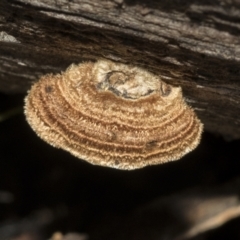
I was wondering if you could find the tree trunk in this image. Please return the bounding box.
[1,0,240,139]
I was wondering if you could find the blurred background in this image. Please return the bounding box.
[1,92,240,240]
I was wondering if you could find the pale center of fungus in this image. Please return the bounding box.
[97,70,171,99]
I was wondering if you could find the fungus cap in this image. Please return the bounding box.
[24,60,203,170]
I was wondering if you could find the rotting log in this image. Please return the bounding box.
[1,0,240,140]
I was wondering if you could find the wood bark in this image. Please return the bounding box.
[1,0,240,139]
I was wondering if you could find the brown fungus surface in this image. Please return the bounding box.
[24,60,203,170]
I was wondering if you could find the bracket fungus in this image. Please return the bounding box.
[24,60,203,170]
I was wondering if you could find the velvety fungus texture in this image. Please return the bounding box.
[24,60,203,170]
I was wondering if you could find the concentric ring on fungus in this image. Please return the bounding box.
[24,60,203,170]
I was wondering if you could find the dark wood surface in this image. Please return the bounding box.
[1,1,240,139]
